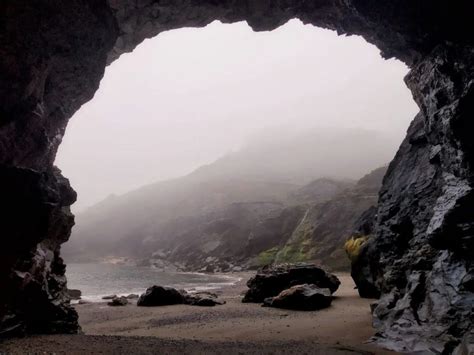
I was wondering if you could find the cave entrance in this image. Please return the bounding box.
[54,19,416,338]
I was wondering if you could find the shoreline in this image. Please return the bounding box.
[66,264,244,303]
[1,273,398,354]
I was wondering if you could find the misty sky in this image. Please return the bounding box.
[55,19,418,212]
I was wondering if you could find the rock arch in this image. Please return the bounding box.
[0,1,472,352]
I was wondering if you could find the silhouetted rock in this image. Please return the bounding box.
[125,294,139,299]
[242,264,340,303]
[107,296,128,307]
[67,289,82,300]
[137,286,225,307]
[137,286,185,307]
[184,292,225,307]
[101,295,117,300]
[263,284,332,311]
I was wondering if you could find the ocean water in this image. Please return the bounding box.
[66,263,240,302]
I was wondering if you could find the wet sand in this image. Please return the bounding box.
[0,273,397,354]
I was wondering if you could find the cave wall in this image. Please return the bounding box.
[358,44,474,353]
[0,0,472,351]
[0,0,118,335]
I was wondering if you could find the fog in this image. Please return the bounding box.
[55,19,418,212]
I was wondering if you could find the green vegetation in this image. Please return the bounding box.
[344,235,369,262]
[274,212,316,263]
[257,247,280,266]
[274,244,310,263]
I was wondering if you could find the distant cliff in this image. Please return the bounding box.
[64,167,386,272]
[64,127,390,272]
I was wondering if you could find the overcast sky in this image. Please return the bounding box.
[55,19,418,212]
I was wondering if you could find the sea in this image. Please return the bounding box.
[66,263,240,302]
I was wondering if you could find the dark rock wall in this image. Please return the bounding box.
[0,0,472,351]
[362,45,474,353]
[0,0,118,335]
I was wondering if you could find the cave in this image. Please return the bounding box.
[0,1,473,353]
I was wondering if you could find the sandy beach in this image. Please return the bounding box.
[0,273,397,354]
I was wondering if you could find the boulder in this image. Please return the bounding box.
[184,292,225,307]
[126,294,139,299]
[263,284,332,310]
[137,286,225,307]
[102,294,117,300]
[67,289,82,300]
[242,263,340,303]
[107,296,128,307]
[137,286,185,307]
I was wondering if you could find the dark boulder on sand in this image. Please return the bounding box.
[107,296,128,307]
[102,295,117,300]
[137,286,225,307]
[184,292,225,307]
[263,284,332,310]
[137,286,185,307]
[243,263,340,303]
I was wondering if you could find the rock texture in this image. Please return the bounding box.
[0,0,473,352]
[183,292,225,307]
[0,0,117,337]
[137,286,224,307]
[137,286,185,307]
[242,264,340,303]
[354,44,474,353]
[107,296,128,307]
[262,284,333,311]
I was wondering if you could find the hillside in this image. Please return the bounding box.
[64,127,392,271]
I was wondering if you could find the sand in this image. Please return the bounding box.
[0,273,397,354]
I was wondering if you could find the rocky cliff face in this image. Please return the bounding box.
[354,45,474,353]
[0,0,118,336]
[0,0,473,352]
[272,167,385,271]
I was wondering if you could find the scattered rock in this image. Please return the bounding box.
[263,284,332,311]
[102,295,117,300]
[107,296,128,307]
[184,292,225,307]
[126,294,139,299]
[242,263,340,303]
[137,286,185,307]
[67,289,82,300]
[137,286,225,307]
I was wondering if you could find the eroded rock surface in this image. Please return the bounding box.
[183,292,225,307]
[0,0,473,352]
[0,0,117,337]
[137,286,224,307]
[263,284,333,311]
[354,45,474,353]
[137,286,185,307]
[107,296,128,307]
[242,264,340,303]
